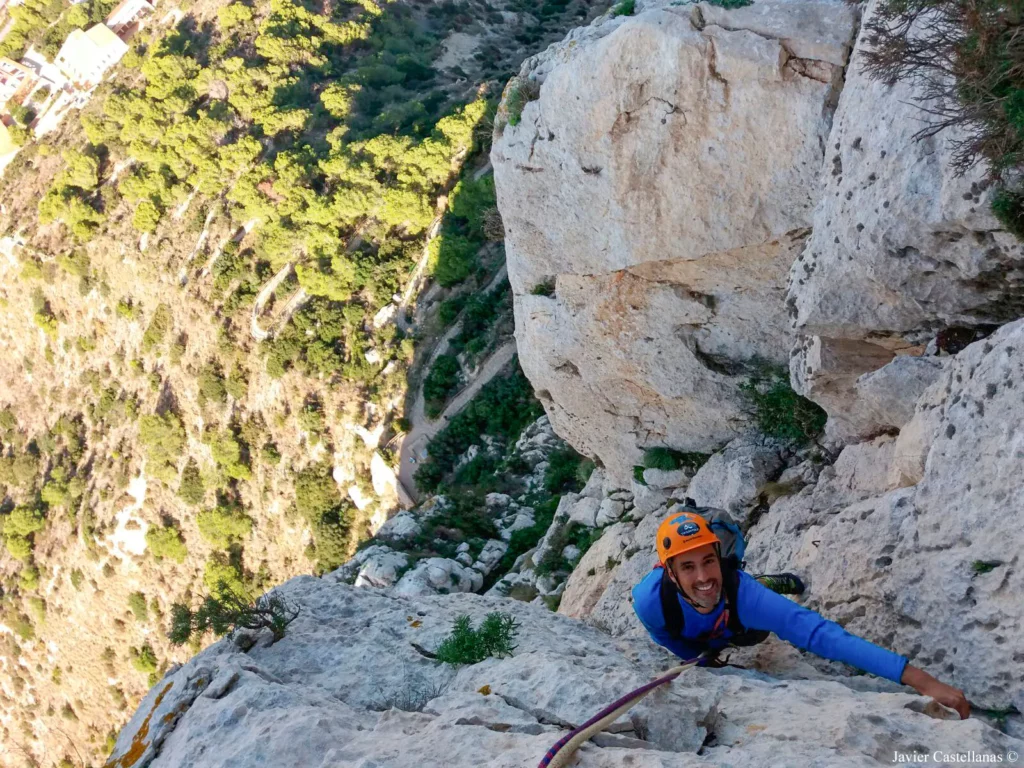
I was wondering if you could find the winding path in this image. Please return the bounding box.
[250,263,296,341]
[396,339,517,505]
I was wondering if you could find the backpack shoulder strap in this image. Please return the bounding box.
[658,567,685,641]
[722,560,745,635]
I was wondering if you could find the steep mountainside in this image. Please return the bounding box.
[13,0,1024,763]
[0,0,613,763]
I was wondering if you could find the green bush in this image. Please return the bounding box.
[141,304,172,352]
[505,79,540,128]
[130,642,158,674]
[70,569,84,590]
[435,612,520,665]
[991,189,1024,239]
[203,556,248,600]
[531,279,555,297]
[12,614,35,640]
[210,431,251,481]
[139,411,185,483]
[415,362,543,493]
[197,363,228,405]
[861,0,1024,240]
[169,589,299,646]
[424,354,462,418]
[128,592,149,622]
[178,458,205,505]
[543,446,593,494]
[197,502,254,549]
[738,365,826,441]
[611,0,634,16]
[428,233,477,287]
[20,565,40,591]
[146,523,188,563]
[28,596,46,623]
[642,447,711,473]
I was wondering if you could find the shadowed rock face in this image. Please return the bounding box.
[749,319,1024,711]
[493,0,857,482]
[105,577,1021,767]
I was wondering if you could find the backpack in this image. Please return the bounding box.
[657,501,769,648]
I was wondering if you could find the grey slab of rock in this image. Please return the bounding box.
[392,558,482,596]
[566,495,601,528]
[559,522,636,620]
[596,498,626,526]
[630,480,669,518]
[788,1,1023,344]
[106,578,1021,768]
[354,549,410,589]
[472,539,509,575]
[748,320,1024,709]
[641,468,690,490]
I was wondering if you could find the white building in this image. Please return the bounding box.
[105,0,154,36]
[0,57,36,107]
[54,24,128,89]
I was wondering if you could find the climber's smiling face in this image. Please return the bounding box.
[668,544,722,612]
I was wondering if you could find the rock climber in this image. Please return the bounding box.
[631,509,971,719]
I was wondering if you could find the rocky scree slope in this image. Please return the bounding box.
[105,578,1022,767]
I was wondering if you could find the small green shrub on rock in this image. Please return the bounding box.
[435,612,520,665]
[504,79,540,128]
[642,447,711,473]
[128,592,149,622]
[611,0,634,16]
[739,365,826,441]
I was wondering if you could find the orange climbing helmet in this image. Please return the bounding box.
[656,511,720,566]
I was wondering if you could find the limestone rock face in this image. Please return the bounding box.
[789,10,1022,342]
[106,578,1021,768]
[685,435,784,525]
[748,321,1024,709]
[784,0,1022,439]
[494,0,857,482]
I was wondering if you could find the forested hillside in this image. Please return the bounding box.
[0,0,609,763]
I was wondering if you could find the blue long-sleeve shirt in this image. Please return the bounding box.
[631,568,908,683]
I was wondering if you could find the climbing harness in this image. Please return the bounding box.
[536,654,706,768]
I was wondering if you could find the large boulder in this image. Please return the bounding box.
[494,0,858,483]
[106,578,1020,767]
[686,435,785,525]
[559,521,636,619]
[748,320,1024,709]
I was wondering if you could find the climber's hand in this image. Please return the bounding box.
[901,664,970,719]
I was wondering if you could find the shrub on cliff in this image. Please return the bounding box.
[169,589,299,646]
[739,365,826,441]
[435,612,520,665]
[861,0,1024,234]
[198,502,254,549]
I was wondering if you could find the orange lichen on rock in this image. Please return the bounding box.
[103,682,174,768]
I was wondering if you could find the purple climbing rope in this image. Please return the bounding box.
[537,657,703,767]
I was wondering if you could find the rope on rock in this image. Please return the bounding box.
[537,655,705,768]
